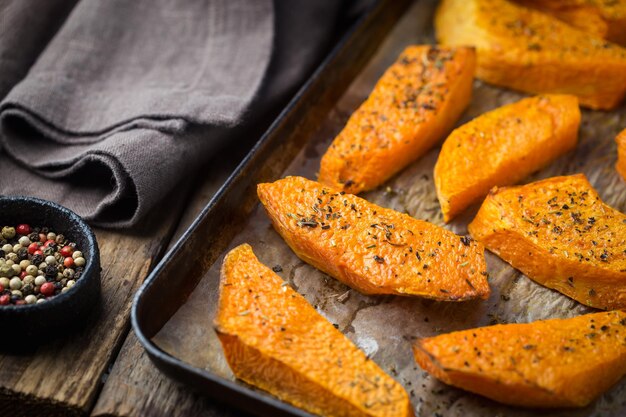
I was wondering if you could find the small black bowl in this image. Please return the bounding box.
[0,196,101,348]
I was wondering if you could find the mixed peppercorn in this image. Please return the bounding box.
[0,224,86,306]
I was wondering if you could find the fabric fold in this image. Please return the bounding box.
[0,0,372,227]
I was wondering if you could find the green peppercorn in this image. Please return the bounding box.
[0,263,11,278]
[1,227,15,240]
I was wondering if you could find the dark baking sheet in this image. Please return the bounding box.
[133,1,626,416]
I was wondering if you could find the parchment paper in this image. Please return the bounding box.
[152,1,626,415]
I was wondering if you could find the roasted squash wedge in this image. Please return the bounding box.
[434,94,580,222]
[215,244,413,417]
[318,45,475,194]
[515,0,626,46]
[257,176,489,300]
[468,174,626,309]
[413,310,626,408]
[617,128,626,181]
[435,0,626,110]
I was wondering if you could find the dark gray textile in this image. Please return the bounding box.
[0,0,363,227]
[0,0,79,98]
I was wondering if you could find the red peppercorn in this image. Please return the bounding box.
[0,284,4,292]
[0,294,9,305]
[34,249,44,256]
[44,239,55,248]
[60,246,73,257]
[28,242,41,254]
[15,300,25,305]
[40,282,55,296]
[63,257,74,268]
[20,271,27,279]
[16,224,31,235]
[39,233,47,243]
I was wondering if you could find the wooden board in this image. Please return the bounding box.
[0,194,186,417]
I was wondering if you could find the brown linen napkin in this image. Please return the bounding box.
[0,0,362,227]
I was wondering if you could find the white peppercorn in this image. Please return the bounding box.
[9,277,22,290]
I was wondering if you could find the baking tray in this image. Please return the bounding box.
[132,1,626,416]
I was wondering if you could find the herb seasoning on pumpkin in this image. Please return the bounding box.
[258,176,489,300]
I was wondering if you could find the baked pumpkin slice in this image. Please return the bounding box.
[515,0,626,46]
[318,45,475,194]
[435,94,580,222]
[468,174,626,309]
[435,0,626,110]
[258,176,489,300]
[214,244,413,417]
[617,128,626,181]
[412,310,626,408]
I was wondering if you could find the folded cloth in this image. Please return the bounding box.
[0,0,367,227]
